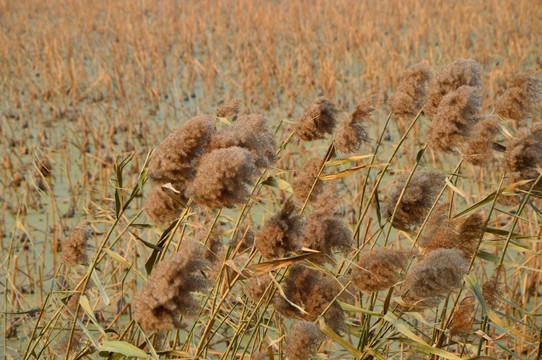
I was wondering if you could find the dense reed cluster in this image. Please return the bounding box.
[384,171,446,231]
[132,241,211,332]
[16,59,542,359]
[144,110,276,220]
[272,264,347,333]
[2,2,542,357]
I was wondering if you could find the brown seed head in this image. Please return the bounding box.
[335,95,378,154]
[187,147,258,209]
[291,157,325,204]
[61,223,93,266]
[273,264,346,333]
[501,122,542,201]
[132,241,211,332]
[149,115,215,186]
[495,73,541,120]
[420,210,485,260]
[482,264,504,309]
[385,171,446,231]
[294,97,338,141]
[301,190,353,263]
[463,115,500,166]
[389,62,433,119]
[143,186,183,225]
[246,275,273,303]
[449,296,475,337]
[197,226,224,264]
[284,321,324,360]
[255,200,304,260]
[403,248,467,300]
[423,59,482,119]
[216,98,242,118]
[350,248,413,293]
[208,114,276,168]
[426,85,482,153]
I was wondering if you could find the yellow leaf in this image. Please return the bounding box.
[319,163,386,180]
[245,252,321,277]
[318,317,362,358]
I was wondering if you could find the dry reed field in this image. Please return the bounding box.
[1,0,542,359]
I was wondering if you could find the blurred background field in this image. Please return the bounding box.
[1,0,541,359]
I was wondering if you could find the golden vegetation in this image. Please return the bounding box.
[1,1,542,359]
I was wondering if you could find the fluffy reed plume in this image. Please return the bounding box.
[403,249,467,300]
[420,210,485,259]
[463,115,500,166]
[208,114,276,168]
[335,95,377,154]
[273,264,346,333]
[284,321,324,360]
[294,97,338,141]
[384,171,446,231]
[350,248,412,293]
[246,275,273,303]
[132,241,210,332]
[143,186,183,224]
[423,59,482,119]
[301,191,353,262]
[389,62,433,119]
[291,157,325,204]
[426,85,482,153]
[187,147,258,208]
[495,73,542,120]
[255,200,304,259]
[501,122,542,201]
[482,265,503,309]
[449,296,475,337]
[148,115,215,186]
[216,98,242,118]
[61,223,93,266]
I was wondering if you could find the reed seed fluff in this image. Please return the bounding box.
[187,147,258,209]
[61,223,93,266]
[294,97,338,141]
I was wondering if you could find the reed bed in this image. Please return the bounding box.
[1,0,542,359]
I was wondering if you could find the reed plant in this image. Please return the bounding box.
[1,1,542,359]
